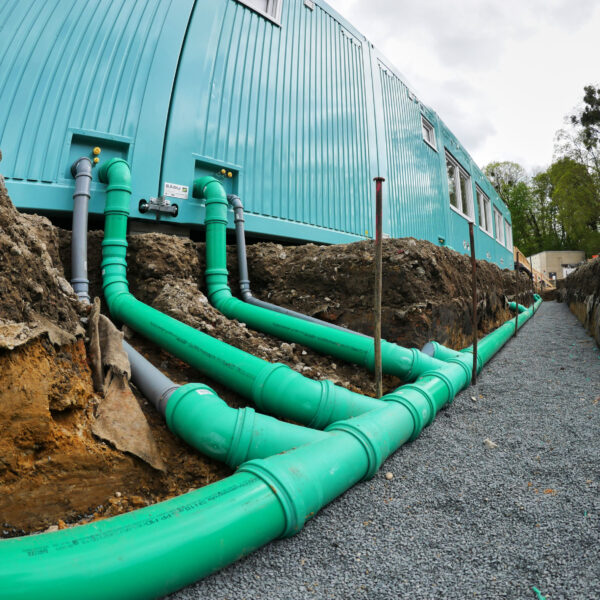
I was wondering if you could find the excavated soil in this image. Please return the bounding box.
[560,257,600,346]
[1,166,532,535]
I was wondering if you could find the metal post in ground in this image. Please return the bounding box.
[469,221,478,385]
[514,266,519,337]
[373,176,384,399]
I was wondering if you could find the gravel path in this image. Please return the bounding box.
[170,301,600,600]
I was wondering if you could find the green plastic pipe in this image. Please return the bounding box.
[0,340,473,600]
[165,382,327,467]
[0,295,526,598]
[508,301,527,313]
[195,176,446,382]
[423,297,542,366]
[97,158,383,428]
[0,272,540,598]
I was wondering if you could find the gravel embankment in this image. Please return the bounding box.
[171,301,600,600]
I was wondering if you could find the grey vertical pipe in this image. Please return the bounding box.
[68,165,178,414]
[123,340,179,415]
[70,157,92,303]
[227,195,369,338]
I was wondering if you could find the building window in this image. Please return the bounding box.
[446,152,473,220]
[493,207,505,245]
[505,219,513,250]
[236,0,282,23]
[421,116,436,150]
[476,187,492,235]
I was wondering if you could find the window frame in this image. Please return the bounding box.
[505,218,513,250]
[445,151,474,221]
[421,115,437,151]
[476,186,493,237]
[235,0,283,25]
[493,207,505,246]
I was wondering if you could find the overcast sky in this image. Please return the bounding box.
[326,0,600,174]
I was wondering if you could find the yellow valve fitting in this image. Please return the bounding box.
[227,171,233,178]
[93,147,101,156]
[220,168,226,175]
[93,157,100,164]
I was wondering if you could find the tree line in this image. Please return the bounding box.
[484,85,600,258]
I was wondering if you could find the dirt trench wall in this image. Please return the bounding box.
[59,231,531,352]
[0,175,228,535]
[560,257,600,346]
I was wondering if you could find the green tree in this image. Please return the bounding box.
[570,85,600,153]
[484,161,535,254]
[547,158,600,255]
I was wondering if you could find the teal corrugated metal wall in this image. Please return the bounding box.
[0,0,194,211]
[378,60,447,243]
[161,0,375,240]
[0,0,513,267]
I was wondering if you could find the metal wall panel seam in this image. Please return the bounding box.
[91,0,148,131]
[36,3,107,182]
[0,1,57,152]
[78,1,138,131]
[16,0,80,179]
[104,0,162,133]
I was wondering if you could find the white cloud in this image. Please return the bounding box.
[325,0,600,172]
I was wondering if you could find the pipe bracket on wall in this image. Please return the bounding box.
[139,196,179,217]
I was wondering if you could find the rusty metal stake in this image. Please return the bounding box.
[530,270,535,315]
[514,267,519,337]
[373,176,384,399]
[469,221,477,385]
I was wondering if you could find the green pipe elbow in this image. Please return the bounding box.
[508,301,527,313]
[194,175,447,382]
[166,383,326,468]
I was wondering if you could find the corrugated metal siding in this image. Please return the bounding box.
[378,62,447,243]
[0,0,513,264]
[163,0,373,236]
[0,0,175,182]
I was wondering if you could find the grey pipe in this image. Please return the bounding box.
[228,195,369,337]
[68,164,178,414]
[70,157,92,303]
[123,340,180,415]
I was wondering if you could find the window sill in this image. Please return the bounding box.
[449,203,474,222]
[479,226,494,239]
[423,138,437,152]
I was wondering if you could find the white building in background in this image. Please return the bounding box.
[528,250,586,281]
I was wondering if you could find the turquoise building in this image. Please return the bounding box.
[0,0,513,268]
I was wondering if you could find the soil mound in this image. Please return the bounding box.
[561,257,600,345]
[1,167,532,535]
[0,175,82,335]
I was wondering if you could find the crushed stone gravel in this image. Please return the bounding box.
[169,301,600,600]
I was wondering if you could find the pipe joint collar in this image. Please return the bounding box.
[325,421,383,480]
[384,393,425,442]
[460,349,484,374]
[251,363,291,412]
[400,383,437,426]
[418,369,456,406]
[443,357,472,388]
[308,379,337,429]
[238,459,307,538]
[226,406,257,468]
